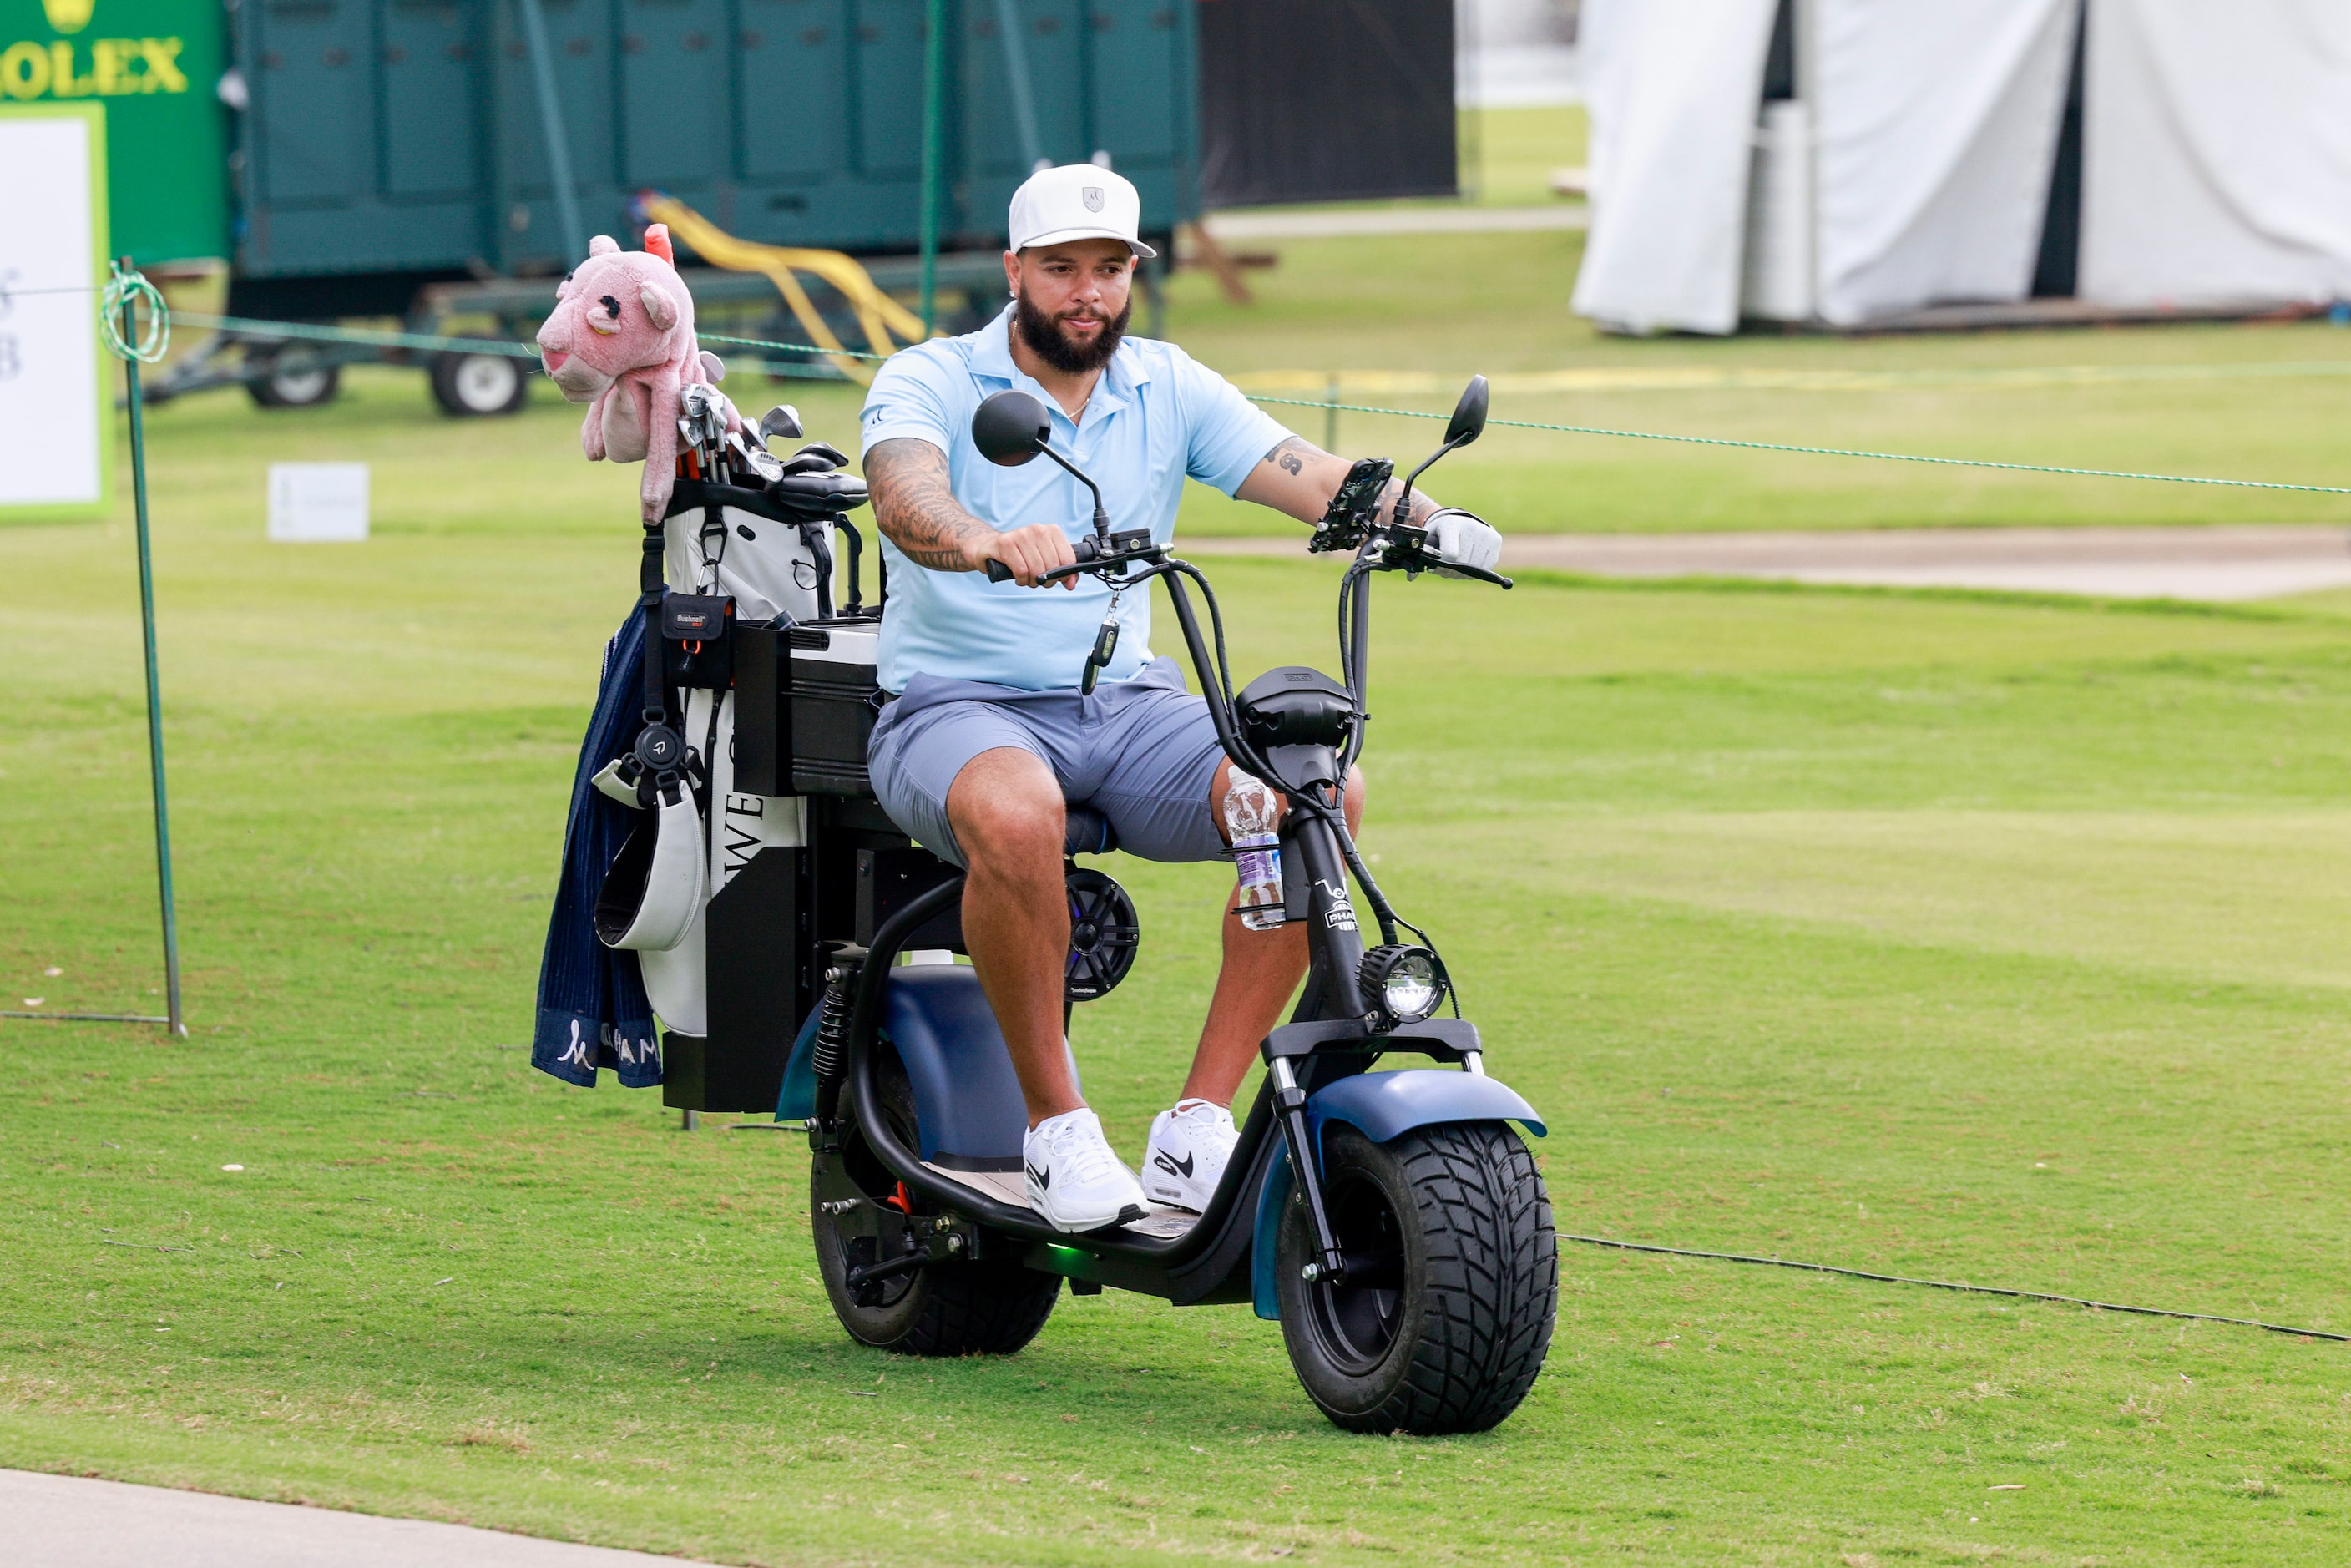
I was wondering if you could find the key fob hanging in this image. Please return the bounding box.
[1080,615,1119,695]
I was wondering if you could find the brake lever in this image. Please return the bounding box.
[1371,525,1513,588]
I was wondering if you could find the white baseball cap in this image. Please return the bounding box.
[1008,164,1159,260]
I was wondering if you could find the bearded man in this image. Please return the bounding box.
[857,164,1504,1232]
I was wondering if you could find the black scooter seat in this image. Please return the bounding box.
[1064,803,1118,857]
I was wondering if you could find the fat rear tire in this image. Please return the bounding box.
[812,1049,1060,1356]
[1277,1120,1555,1434]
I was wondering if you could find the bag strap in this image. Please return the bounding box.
[638,519,669,727]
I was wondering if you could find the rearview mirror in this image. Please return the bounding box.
[972,389,1052,467]
[1444,376,1489,448]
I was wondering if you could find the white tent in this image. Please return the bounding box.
[1571,0,2351,334]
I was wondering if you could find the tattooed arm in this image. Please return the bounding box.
[864,438,1076,589]
[1233,434,1442,528]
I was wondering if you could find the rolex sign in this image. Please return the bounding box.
[2,0,226,264]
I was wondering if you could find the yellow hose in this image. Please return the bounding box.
[643,194,933,385]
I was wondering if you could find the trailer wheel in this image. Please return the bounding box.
[813,1046,1060,1357]
[1277,1120,1555,1434]
[245,351,341,409]
[430,351,528,416]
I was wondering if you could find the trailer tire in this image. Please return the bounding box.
[245,352,341,409]
[1277,1120,1555,1435]
[812,1048,1061,1357]
[430,351,528,416]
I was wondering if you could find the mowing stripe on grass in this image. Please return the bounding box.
[1564,1233,2349,1343]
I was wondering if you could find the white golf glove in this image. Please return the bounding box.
[1422,508,1503,577]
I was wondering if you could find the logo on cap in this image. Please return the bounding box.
[1082,186,1105,213]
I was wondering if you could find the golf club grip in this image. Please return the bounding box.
[984,559,1013,583]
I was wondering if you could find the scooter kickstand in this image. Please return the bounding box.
[1267,1056,1347,1283]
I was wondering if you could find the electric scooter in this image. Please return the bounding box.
[785,377,1556,1434]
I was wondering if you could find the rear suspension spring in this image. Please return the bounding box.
[810,961,860,1119]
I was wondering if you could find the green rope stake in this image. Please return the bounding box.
[101,258,185,1038]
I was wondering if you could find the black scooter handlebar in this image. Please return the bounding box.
[984,534,1128,586]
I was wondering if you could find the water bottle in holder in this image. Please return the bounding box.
[1223,771,1285,931]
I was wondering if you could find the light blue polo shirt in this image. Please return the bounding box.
[858,306,1290,692]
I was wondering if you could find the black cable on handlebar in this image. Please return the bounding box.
[1336,549,1378,776]
[1154,549,1411,952]
[1165,559,1239,710]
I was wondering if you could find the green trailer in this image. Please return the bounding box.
[228,0,1197,304]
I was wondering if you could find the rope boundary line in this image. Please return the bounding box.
[1244,394,2351,496]
[1563,1232,2348,1343]
[72,310,2351,496]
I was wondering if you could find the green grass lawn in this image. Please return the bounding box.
[5,366,2351,1563]
[1160,229,2351,537]
[1461,104,1590,206]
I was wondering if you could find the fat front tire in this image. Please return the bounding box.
[811,1049,1061,1357]
[1277,1120,1555,1434]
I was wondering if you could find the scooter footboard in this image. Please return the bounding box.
[1251,1068,1546,1319]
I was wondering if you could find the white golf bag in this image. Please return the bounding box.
[594,501,832,1037]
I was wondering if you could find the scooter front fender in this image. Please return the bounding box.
[1252,1069,1546,1318]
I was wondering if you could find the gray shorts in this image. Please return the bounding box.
[866,657,1227,867]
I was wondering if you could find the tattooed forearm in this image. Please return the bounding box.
[1261,434,1322,478]
[865,438,993,572]
[1235,432,1435,528]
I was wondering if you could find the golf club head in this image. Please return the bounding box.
[731,430,783,482]
[972,389,1051,467]
[758,404,803,451]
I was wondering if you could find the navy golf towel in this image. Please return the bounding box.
[532,607,662,1088]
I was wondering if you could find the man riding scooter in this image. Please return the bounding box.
[859,165,1504,1233]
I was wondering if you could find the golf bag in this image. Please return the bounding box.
[591,494,837,1041]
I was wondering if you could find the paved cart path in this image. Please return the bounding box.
[0,1469,694,1568]
[1186,524,2351,602]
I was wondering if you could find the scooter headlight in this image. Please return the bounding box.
[1359,945,1444,1029]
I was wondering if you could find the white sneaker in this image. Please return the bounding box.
[1023,1108,1148,1234]
[1143,1099,1238,1211]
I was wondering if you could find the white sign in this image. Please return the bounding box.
[0,104,109,516]
[268,463,370,542]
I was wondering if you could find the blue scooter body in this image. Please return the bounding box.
[779,966,1034,1168]
[786,966,1542,1318]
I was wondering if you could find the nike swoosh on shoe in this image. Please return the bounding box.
[1026,1163,1051,1189]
